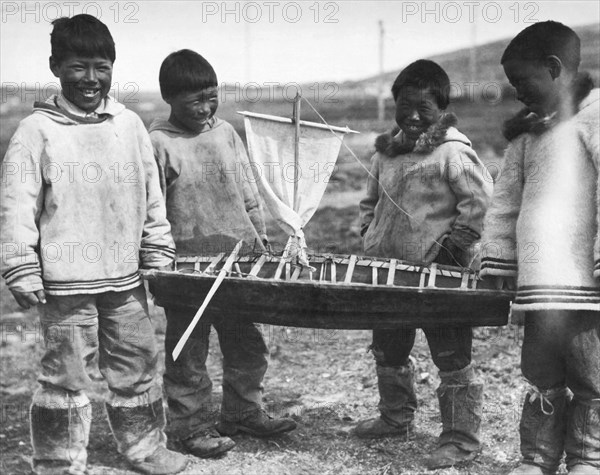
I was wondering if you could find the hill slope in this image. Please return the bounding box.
[347,23,600,94]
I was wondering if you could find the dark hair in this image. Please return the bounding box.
[50,14,115,64]
[159,49,218,101]
[391,60,450,110]
[501,21,581,71]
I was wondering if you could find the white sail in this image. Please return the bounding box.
[239,110,357,265]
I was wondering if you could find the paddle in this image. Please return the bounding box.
[171,240,244,361]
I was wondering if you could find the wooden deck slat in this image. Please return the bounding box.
[372,266,378,285]
[419,268,427,288]
[387,259,397,285]
[273,257,286,280]
[344,255,357,284]
[249,254,267,277]
[427,263,438,287]
[203,253,225,274]
[331,262,336,283]
[461,272,470,289]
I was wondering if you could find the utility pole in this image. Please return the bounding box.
[377,20,385,122]
[469,17,477,81]
[244,22,252,83]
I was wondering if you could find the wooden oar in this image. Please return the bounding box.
[172,240,244,361]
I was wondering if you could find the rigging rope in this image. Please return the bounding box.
[300,96,468,268]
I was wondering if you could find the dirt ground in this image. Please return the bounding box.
[2,299,531,475]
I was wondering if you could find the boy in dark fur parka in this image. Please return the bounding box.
[356,60,493,470]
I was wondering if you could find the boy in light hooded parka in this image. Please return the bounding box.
[480,21,600,475]
[0,15,187,475]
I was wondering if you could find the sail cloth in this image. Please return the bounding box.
[239,111,357,266]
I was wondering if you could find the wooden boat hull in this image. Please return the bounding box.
[144,254,514,329]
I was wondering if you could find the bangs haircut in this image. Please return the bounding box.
[51,14,115,63]
[501,21,581,71]
[391,60,450,110]
[159,50,218,101]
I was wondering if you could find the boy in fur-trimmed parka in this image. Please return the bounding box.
[0,15,187,475]
[480,21,600,475]
[356,60,493,470]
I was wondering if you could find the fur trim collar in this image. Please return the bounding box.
[375,113,459,157]
[503,72,595,141]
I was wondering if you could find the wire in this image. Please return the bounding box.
[300,96,468,268]
[301,96,418,223]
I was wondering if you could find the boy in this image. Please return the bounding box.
[481,21,599,475]
[149,49,296,459]
[0,15,188,475]
[357,60,492,470]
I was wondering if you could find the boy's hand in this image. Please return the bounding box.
[155,263,175,272]
[435,237,466,267]
[11,289,46,309]
[140,262,174,272]
[262,237,272,254]
[491,276,516,290]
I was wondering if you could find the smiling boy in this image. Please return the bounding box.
[481,21,600,475]
[357,60,492,470]
[0,15,187,474]
[149,49,296,460]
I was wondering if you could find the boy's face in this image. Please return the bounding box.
[395,87,441,142]
[50,54,113,112]
[167,87,219,134]
[503,58,560,116]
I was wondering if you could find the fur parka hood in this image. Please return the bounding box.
[502,72,595,141]
[374,113,470,157]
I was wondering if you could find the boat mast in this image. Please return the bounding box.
[292,92,301,213]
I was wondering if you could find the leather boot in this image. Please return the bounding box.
[105,395,188,474]
[565,398,600,474]
[354,361,417,439]
[425,364,482,469]
[181,427,235,458]
[512,386,570,475]
[217,409,296,437]
[30,388,90,475]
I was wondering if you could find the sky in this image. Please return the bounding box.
[1,0,599,92]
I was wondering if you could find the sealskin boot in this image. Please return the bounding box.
[354,362,417,439]
[132,446,189,475]
[565,398,600,474]
[30,389,91,475]
[514,386,570,475]
[105,397,188,474]
[425,365,482,470]
[506,464,553,475]
[568,465,600,475]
